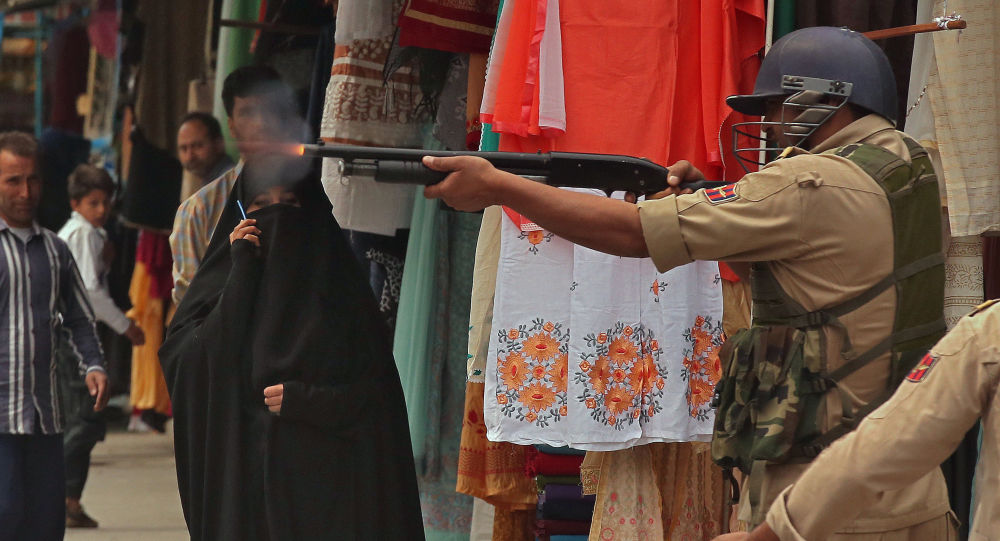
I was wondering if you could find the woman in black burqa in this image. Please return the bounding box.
[159,156,424,540]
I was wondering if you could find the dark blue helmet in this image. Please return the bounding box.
[726,27,898,172]
[727,26,897,124]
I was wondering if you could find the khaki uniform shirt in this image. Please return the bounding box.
[767,300,1000,540]
[637,114,949,528]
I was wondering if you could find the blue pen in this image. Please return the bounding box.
[237,200,248,220]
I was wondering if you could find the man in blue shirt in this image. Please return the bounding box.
[0,131,107,541]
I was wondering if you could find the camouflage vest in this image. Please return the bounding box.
[711,136,945,480]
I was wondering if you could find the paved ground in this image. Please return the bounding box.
[65,422,188,541]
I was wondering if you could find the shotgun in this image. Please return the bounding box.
[264,142,729,196]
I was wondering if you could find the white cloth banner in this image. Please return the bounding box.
[485,192,724,450]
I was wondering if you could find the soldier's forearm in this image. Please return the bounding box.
[498,170,650,258]
[747,524,780,541]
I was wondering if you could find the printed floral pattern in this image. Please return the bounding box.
[650,279,668,302]
[495,319,569,427]
[576,323,666,430]
[681,315,725,421]
[518,229,554,254]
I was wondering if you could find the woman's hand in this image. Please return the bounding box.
[230,219,261,246]
[264,384,284,413]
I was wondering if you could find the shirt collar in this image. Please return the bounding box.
[809,114,898,154]
[0,216,43,237]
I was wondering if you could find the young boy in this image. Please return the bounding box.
[57,164,145,528]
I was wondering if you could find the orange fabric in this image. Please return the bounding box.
[483,0,538,136]
[492,1,764,183]
[492,507,535,541]
[455,381,538,510]
[126,261,171,414]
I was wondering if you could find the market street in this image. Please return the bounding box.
[65,424,186,541]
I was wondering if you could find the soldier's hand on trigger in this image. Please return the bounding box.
[651,159,707,200]
[624,159,706,203]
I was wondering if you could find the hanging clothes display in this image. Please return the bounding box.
[126,231,172,416]
[924,0,999,236]
[398,0,500,54]
[476,3,765,540]
[486,209,724,449]
[480,0,764,449]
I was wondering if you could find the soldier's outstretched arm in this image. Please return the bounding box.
[754,302,1000,540]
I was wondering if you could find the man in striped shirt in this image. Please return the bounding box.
[0,132,107,541]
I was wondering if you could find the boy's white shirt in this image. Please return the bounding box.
[58,211,131,334]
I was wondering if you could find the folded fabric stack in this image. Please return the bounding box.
[528,446,593,540]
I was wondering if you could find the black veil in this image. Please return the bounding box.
[160,156,424,540]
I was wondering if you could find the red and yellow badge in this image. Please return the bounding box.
[905,353,938,383]
[704,183,738,204]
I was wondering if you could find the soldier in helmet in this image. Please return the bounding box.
[422,26,953,537]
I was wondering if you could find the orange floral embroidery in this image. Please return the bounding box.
[650,339,659,351]
[597,332,608,344]
[589,356,611,395]
[559,405,568,416]
[688,377,714,414]
[623,326,633,336]
[543,321,555,332]
[641,355,658,395]
[683,314,725,420]
[605,387,633,416]
[608,336,638,366]
[532,365,547,379]
[628,363,645,396]
[522,332,560,362]
[499,352,528,389]
[497,394,508,405]
[692,327,714,357]
[632,409,641,419]
[526,230,545,245]
[508,329,519,340]
[579,360,592,372]
[586,397,597,409]
[612,367,628,384]
[520,382,557,412]
[525,411,538,422]
[608,415,617,426]
[705,348,722,385]
[549,354,569,392]
[656,377,665,390]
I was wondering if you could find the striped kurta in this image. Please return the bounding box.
[0,220,103,435]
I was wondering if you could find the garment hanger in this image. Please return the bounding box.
[862,13,965,41]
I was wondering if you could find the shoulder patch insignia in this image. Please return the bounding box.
[969,298,1000,317]
[704,183,738,204]
[906,353,938,383]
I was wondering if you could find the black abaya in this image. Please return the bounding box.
[159,161,424,541]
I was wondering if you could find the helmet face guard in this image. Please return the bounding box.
[732,75,852,173]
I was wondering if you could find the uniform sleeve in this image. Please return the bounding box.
[58,244,105,374]
[765,309,1000,540]
[170,197,207,305]
[636,162,818,273]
